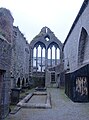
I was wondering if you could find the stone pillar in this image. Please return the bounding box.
[31,48,33,73]
[41,47,43,72]
[29,47,33,75]
[0,8,14,119]
[51,47,52,67]
[55,48,57,65]
[36,47,38,72]
[45,49,48,68]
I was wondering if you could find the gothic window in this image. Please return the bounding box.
[78,27,88,65]
[33,42,46,72]
[47,42,60,66]
[30,27,62,73]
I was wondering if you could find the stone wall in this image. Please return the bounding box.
[0,8,13,119]
[11,26,30,88]
[30,27,63,87]
[0,37,12,119]
[0,8,14,43]
[63,0,89,72]
[45,69,51,87]
[63,0,89,102]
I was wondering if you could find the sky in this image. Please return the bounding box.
[0,0,84,43]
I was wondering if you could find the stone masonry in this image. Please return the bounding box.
[63,0,89,102]
[63,0,89,72]
[29,27,63,87]
[11,26,30,88]
[0,8,13,119]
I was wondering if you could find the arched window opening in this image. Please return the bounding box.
[22,78,25,87]
[46,28,48,33]
[48,48,51,66]
[17,78,20,88]
[57,48,60,64]
[33,47,36,58]
[43,48,45,58]
[33,47,36,67]
[78,27,88,65]
[42,48,45,71]
[57,48,60,59]
[33,43,46,72]
[37,45,42,71]
[47,42,61,66]
[30,34,62,73]
[52,46,55,59]
[48,48,51,59]
[38,45,41,57]
[52,45,55,66]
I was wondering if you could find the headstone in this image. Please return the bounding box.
[11,88,21,105]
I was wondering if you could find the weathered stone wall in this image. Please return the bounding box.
[0,8,14,43]
[46,63,64,87]
[30,27,63,87]
[63,0,89,72]
[11,26,30,88]
[63,0,89,102]
[0,8,13,119]
[0,37,12,119]
[45,69,51,87]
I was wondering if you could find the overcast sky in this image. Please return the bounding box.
[0,0,84,43]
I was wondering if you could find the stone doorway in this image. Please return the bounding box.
[0,70,5,119]
[0,70,4,101]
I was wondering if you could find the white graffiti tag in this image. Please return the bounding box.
[76,77,88,96]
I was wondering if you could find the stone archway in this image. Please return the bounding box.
[17,78,20,88]
[33,42,46,72]
[22,78,25,88]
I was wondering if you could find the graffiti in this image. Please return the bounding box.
[76,77,88,96]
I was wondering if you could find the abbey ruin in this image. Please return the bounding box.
[0,0,89,119]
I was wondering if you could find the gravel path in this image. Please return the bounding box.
[7,88,89,120]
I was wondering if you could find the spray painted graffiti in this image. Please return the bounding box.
[76,77,88,96]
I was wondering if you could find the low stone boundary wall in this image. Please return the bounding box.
[17,91,51,109]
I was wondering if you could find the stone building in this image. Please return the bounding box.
[30,27,63,87]
[63,0,89,102]
[11,26,30,88]
[0,8,13,43]
[0,8,14,119]
[0,7,63,119]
